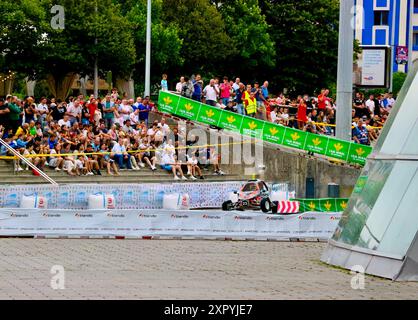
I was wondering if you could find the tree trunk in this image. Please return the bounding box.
[116,77,135,99]
[46,72,77,100]
[79,75,88,97]
[25,77,36,97]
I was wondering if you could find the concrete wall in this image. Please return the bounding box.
[152,113,361,198]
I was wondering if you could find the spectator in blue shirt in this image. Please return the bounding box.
[192,74,203,102]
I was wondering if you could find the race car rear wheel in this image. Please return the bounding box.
[222,200,234,211]
[260,198,271,213]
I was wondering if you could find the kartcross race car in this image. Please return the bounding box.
[222,180,278,213]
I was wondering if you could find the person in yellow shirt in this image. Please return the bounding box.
[15,123,29,137]
[244,92,257,117]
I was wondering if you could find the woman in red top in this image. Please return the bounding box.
[87,98,98,123]
[297,96,308,130]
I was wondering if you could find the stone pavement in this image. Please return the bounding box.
[0,239,417,300]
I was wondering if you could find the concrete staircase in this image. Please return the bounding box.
[0,159,244,185]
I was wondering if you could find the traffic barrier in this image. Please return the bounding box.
[158,91,373,166]
[275,201,300,214]
[0,208,342,240]
[291,198,349,213]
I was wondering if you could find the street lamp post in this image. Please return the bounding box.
[94,2,99,98]
[335,0,354,141]
[144,0,151,97]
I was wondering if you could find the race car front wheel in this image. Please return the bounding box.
[260,198,271,213]
[222,200,233,211]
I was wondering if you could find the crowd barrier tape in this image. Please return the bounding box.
[0,140,252,160]
[311,122,383,130]
[0,182,293,210]
[291,198,349,213]
[0,208,342,240]
[157,91,373,166]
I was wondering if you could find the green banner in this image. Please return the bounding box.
[175,98,201,121]
[241,117,265,139]
[218,111,244,133]
[158,91,181,114]
[324,138,351,161]
[347,144,373,165]
[263,122,286,144]
[196,103,222,126]
[282,127,307,150]
[304,134,329,154]
[157,91,373,166]
[335,198,349,211]
[292,198,349,213]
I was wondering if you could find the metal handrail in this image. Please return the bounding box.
[0,137,58,186]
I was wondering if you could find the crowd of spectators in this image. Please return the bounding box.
[0,74,397,176]
[0,90,225,179]
[168,74,395,146]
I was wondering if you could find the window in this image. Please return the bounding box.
[414,32,418,51]
[374,11,389,25]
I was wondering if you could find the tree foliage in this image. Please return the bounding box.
[125,0,183,92]
[162,0,235,79]
[2,0,386,98]
[214,0,276,82]
[259,0,340,94]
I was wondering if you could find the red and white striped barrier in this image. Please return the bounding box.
[275,201,300,214]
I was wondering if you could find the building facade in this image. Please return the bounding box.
[354,0,418,73]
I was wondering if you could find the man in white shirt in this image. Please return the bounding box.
[387,93,395,108]
[58,115,71,128]
[158,117,170,138]
[36,98,49,124]
[203,79,219,106]
[365,95,376,116]
[176,77,185,93]
[66,100,82,125]
[160,149,187,180]
[111,138,132,170]
[232,77,240,91]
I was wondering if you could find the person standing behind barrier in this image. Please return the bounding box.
[244,91,257,118]
[220,76,231,107]
[7,96,22,134]
[234,83,245,115]
[36,98,49,127]
[317,89,329,112]
[161,74,168,91]
[0,98,10,132]
[253,82,266,120]
[203,79,219,106]
[176,76,185,93]
[102,95,115,128]
[192,74,203,102]
[66,99,82,126]
[297,96,308,130]
[181,77,194,99]
[23,97,36,124]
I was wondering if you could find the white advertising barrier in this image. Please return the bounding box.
[20,194,48,209]
[0,209,341,240]
[0,182,248,210]
[88,193,116,210]
[0,182,294,210]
